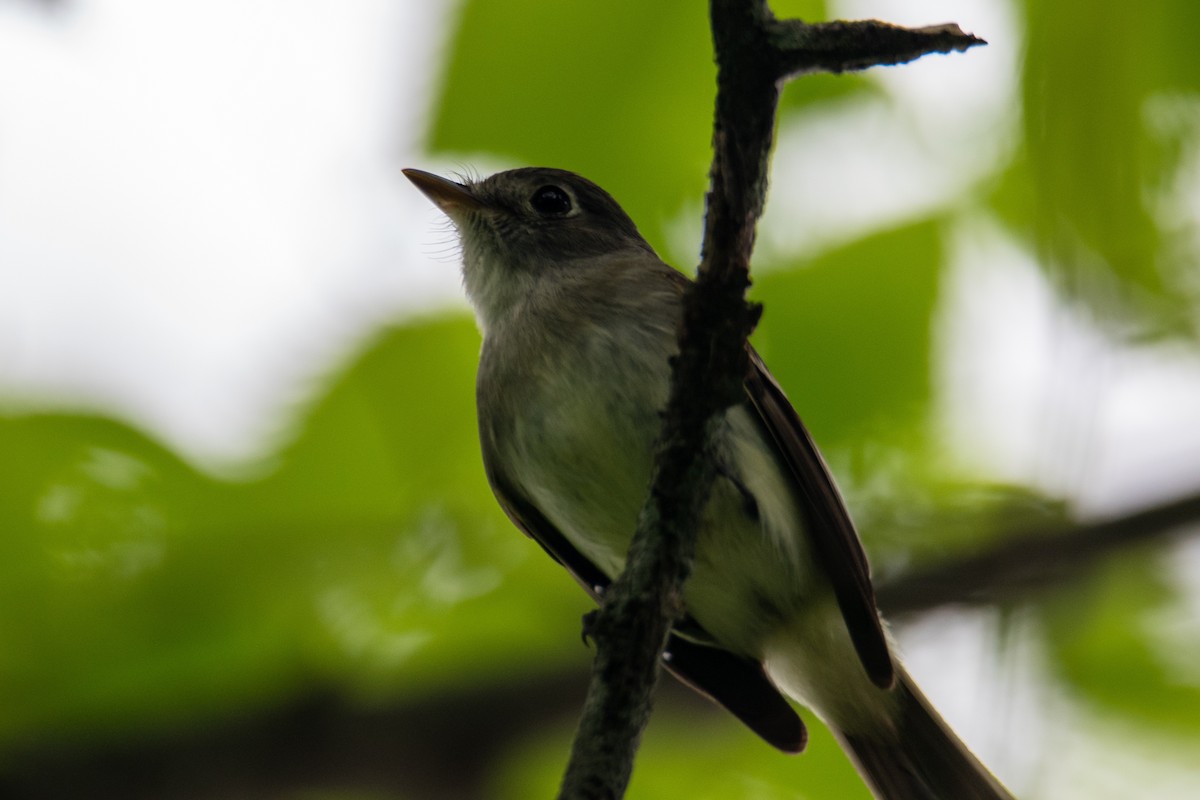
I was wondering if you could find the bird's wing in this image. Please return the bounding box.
[743,346,895,689]
[483,457,807,753]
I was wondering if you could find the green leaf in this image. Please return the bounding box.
[429,0,712,251]
[1018,0,1200,336]
[427,0,871,259]
[1043,552,1200,737]
[749,218,942,447]
[0,316,592,746]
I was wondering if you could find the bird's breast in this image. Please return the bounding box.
[479,299,820,660]
[481,313,674,577]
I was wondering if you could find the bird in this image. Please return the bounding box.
[404,165,1015,800]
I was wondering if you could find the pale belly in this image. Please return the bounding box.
[510,381,819,658]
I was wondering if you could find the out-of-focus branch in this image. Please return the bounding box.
[0,669,592,800]
[879,489,1200,617]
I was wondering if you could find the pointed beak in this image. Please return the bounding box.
[402,169,484,220]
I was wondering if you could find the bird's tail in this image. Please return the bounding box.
[834,668,1015,800]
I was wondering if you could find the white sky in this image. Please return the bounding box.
[0,0,1198,517]
[0,0,466,464]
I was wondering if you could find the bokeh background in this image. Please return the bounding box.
[2,0,1199,797]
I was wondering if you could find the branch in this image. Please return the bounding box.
[556,4,984,798]
[879,489,1200,617]
[769,19,986,77]
[554,6,771,798]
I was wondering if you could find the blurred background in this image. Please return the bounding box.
[1,0,1199,797]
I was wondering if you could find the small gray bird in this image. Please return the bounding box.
[404,166,1014,800]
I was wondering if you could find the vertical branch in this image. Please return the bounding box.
[555,6,774,798]
[555,3,983,798]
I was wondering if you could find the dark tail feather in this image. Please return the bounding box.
[837,669,1015,800]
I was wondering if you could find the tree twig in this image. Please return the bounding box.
[769,19,985,76]
[555,3,985,799]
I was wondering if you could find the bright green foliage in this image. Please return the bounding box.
[751,220,942,447]
[1016,0,1200,336]
[430,0,716,248]
[1045,553,1200,734]
[0,321,588,750]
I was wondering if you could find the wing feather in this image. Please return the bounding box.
[743,347,895,689]
[482,450,806,751]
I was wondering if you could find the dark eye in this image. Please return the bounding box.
[530,185,573,216]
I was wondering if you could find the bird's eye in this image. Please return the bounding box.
[530,185,573,216]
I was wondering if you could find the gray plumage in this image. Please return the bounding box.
[404,166,1015,800]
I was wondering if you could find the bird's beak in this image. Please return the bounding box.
[403,169,484,220]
